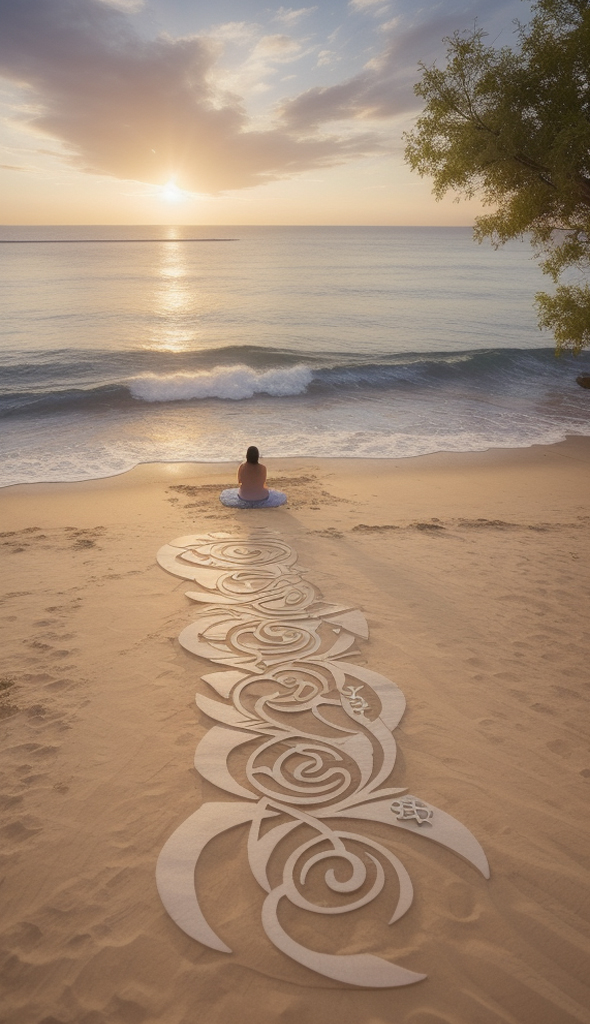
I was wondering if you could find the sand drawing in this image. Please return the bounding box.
[156,531,490,988]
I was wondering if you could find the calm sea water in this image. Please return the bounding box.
[1,225,589,487]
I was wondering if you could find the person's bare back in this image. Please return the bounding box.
[237,446,269,500]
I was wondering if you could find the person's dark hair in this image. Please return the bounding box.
[246,445,259,464]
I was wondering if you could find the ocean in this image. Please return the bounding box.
[1,225,589,488]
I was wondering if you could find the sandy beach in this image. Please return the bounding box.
[1,436,590,1024]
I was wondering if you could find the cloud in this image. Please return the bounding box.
[208,22,259,44]
[255,34,302,56]
[280,0,519,129]
[348,0,388,12]
[274,7,318,26]
[0,0,384,194]
[379,17,400,33]
[317,50,336,67]
[279,39,415,127]
[213,32,309,100]
[97,0,144,10]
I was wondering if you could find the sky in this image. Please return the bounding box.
[0,0,532,224]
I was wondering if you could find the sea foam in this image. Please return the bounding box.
[128,364,313,402]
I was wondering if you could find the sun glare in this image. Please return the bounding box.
[160,179,187,203]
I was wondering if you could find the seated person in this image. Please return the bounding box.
[220,445,287,508]
[238,446,269,501]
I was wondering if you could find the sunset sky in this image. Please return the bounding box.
[0,0,531,224]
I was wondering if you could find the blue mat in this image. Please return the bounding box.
[220,488,287,509]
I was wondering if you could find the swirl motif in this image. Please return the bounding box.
[156,531,490,988]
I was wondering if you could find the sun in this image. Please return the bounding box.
[159,178,187,203]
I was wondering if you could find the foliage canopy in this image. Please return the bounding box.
[404,0,590,354]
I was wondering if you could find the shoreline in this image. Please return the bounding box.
[1,433,589,1023]
[2,432,590,500]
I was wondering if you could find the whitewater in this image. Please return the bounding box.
[1,225,589,487]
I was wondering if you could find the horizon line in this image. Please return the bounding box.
[0,223,475,230]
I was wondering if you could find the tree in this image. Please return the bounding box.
[403,0,590,354]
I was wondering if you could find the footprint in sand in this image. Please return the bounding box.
[1,818,44,842]
[445,880,481,922]
[352,523,399,533]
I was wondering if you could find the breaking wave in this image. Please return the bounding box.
[128,364,314,402]
[1,346,589,418]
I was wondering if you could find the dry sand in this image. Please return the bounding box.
[1,437,589,1024]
